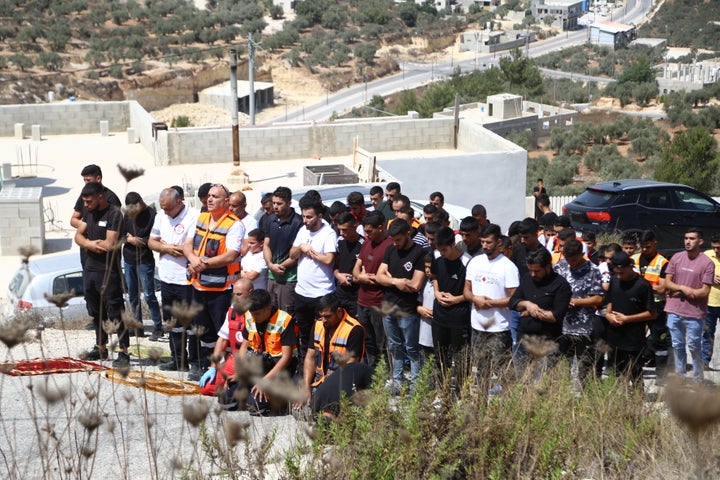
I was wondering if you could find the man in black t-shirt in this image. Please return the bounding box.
[431,226,471,372]
[606,251,657,388]
[122,192,162,340]
[333,213,364,318]
[74,182,129,367]
[376,219,426,390]
[509,248,572,375]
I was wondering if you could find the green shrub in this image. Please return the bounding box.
[171,115,192,128]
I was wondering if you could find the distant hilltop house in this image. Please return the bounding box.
[656,58,720,94]
[588,20,637,49]
[458,29,536,54]
[434,93,578,147]
[199,81,274,115]
[531,0,585,30]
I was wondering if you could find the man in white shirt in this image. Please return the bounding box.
[240,229,268,290]
[148,186,200,371]
[229,190,258,255]
[289,197,338,363]
[464,223,520,390]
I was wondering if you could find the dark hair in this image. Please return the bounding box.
[81,164,102,177]
[500,235,513,249]
[639,230,657,243]
[459,216,479,233]
[429,191,444,203]
[526,248,551,267]
[435,226,456,247]
[386,182,401,193]
[537,178,543,182]
[423,203,439,215]
[272,186,292,203]
[125,192,143,205]
[337,212,356,225]
[471,204,487,217]
[362,210,385,227]
[388,218,411,236]
[562,238,583,258]
[394,194,410,208]
[397,205,414,217]
[686,227,704,239]
[81,181,104,197]
[197,182,212,199]
[581,231,596,242]
[261,192,273,204]
[299,196,323,214]
[538,212,558,228]
[517,217,539,235]
[303,189,322,203]
[424,221,442,237]
[558,228,576,241]
[171,185,184,199]
[370,185,383,196]
[247,289,272,311]
[317,293,341,312]
[329,201,347,216]
[711,233,720,243]
[247,228,265,242]
[622,234,638,245]
[554,215,571,228]
[434,208,449,224]
[507,220,521,237]
[604,243,621,256]
[480,223,502,239]
[537,194,550,207]
[424,250,435,263]
[347,191,364,206]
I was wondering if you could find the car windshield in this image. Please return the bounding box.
[571,189,616,208]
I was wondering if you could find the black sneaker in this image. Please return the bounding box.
[84,321,95,331]
[113,352,131,368]
[85,347,108,361]
[188,365,202,382]
[149,330,163,342]
[158,361,189,372]
[134,328,147,338]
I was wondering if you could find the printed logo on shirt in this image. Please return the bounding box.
[174,224,185,235]
[403,261,413,272]
[235,331,243,344]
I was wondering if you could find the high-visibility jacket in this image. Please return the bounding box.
[190,210,240,291]
[226,306,246,354]
[245,309,297,358]
[311,311,364,387]
[632,252,668,303]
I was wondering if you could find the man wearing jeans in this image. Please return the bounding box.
[665,228,714,381]
[702,234,720,369]
[122,192,162,340]
[376,219,425,391]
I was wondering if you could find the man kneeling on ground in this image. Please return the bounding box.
[298,293,372,420]
[202,288,298,414]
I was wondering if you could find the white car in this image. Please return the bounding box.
[7,252,87,322]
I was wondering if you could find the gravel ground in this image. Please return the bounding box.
[0,327,308,480]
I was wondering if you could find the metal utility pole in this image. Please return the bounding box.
[248,33,256,125]
[229,48,240,167]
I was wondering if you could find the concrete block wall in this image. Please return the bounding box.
[127,100,158,155]
[457,119,525,153]
[0,102,130,136]
[0,187,44,255]
[158,117,456,165]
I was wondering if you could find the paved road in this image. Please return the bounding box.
[267,0,654,123]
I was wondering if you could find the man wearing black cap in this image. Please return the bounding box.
[123,192,162,340]
[605,251,657,388]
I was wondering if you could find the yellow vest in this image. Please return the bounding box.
[632,252,667,303]
[245,309,297,358]
[311,311,364,386]
[190,210,240,291]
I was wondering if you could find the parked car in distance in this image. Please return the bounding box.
[7,252,86,323]
[255,184,471,230]
[6,251,161,325]
[563,179,720,253]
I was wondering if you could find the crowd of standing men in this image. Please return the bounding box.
[70,165,720,418]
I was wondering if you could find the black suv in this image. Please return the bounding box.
[562,179,720,252]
